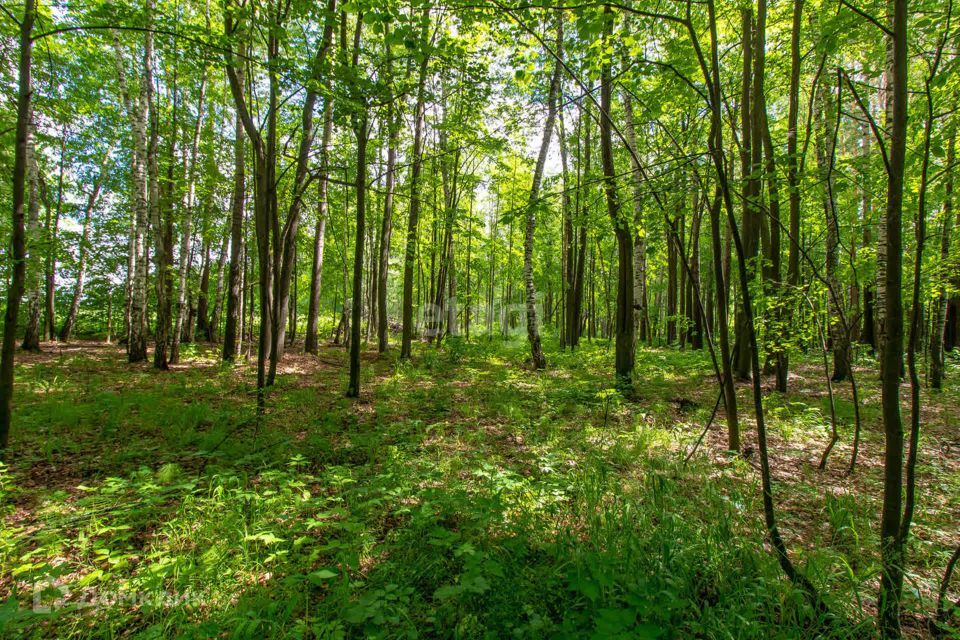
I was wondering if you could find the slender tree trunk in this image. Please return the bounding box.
[487,188,498,338]
[401,20,430,359]
[733,7,755,381]
[289,244,298,345]
[667,210,678,344]
[347,115,369,397]
[21,123,42,352]
[0,0,35,452]
[708,189,739,450]
[171,71,207,362]
[223,108,245,360]
[774,0,804,390]
[860,115,877,351]
[522,19,561,370]
[569,104,590,349]
[377,38,398,352]
[210,231,228,343]
[931,130,955,389]
[504,219,514,336]
[447,236,458,338]
[878,0,908,633]
[60,154,108,342]
[105,289,113,343]
[225,11,275,402]
[754,12,785,385]
[122,201,134,345]
[786,0,803,297]
[44,129,67,341]
[112,34,150,363]
[196,238,212,341]
[696,0,743,452]
[895,28,949,639]
[465,196,473,340]
[149,14,172,371]
[600,6,634,386]
[305,92,334,354]
[366,190,377,344]
[814,70,849,382]
[558,113,572,348]
[689,196,704,350]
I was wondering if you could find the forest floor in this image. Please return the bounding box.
[1,335,958,639]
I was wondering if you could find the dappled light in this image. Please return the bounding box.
[1,0,959,637]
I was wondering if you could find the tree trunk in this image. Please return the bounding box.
[401,17,430,359]
[930,130,955,389]
[860,115,877,351]
[123,205,135,346]
[112,33,150,363]
[21,123,42,352]
[689,195,704,350]
[347,116,369,397]
[171,71,208,363]
[814,70,849,382]
[781,0,805,389]
[105,289,113,343]
[223,108,245,360]
[732,7,755,382]
[305,90,334,355]
[755,17,785,385]
[225,12,276,402]
[522,19,561,370]
[210,231,228,343]
[196,238,212,341]
[568,104,590,349]
[149,13,172,371]
[600,6,634,387]
[667,210,678,344]
[878,0,908,632]
[60,154,108,342]
[465,196,473,340]
[896,29,949,640]
[377,34,399,352]
[706,189,739,450]
[43,129,67,341]
[0,0,35,452]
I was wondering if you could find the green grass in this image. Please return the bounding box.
[1,336,957,638]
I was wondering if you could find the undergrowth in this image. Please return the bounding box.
[1,336,957,638]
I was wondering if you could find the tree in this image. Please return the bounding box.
[521,13,562,371]
[112,30,151,363]
[21,121,42,352]
[60,152,110,342]
[600,6,634,387]
[930,129,955,389]
[877,0,908,633]
[375,24,399,354]
[171,69,208,363]
[0,0,36,452]
[222,107,245,361]
[400,9,432,360]
[304,94,333,355]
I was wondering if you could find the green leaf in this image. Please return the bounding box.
[307,569,338,584]
[244,532,284,545]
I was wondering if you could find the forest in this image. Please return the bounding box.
[0,0,959,637]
